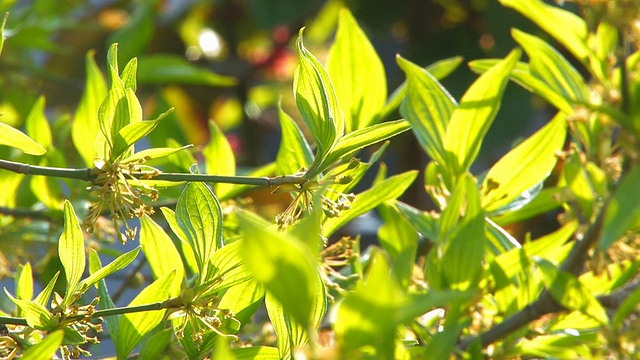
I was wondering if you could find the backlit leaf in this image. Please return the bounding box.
[121,145,193,164]
[327,8,386,131]
[25,96,51,150]
[138,54,237,86]
[21,330,64,360]
[5,290,56,330]
[204,120,236,195]
[59,200,85,303]
[111,109,173,160]
[140,215,185,297]
[600,167,640,250]
[276,105,313,176]
[0,123,46,155]
[443,49,520,175]
[76,247,140,293]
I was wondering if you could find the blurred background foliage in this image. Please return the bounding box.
[0,0,562,250]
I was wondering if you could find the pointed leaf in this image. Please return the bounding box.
[397,55,456,166]
[5,290,57,330]
[140,215,185,297]
[238,211,325,330]
[76,247,140,293]
[175,182,224,274]
[204,120,236,196]
[111,109,172,160]
[117,271,176,359]
[121,145,193,164]
[59,200,85,302]
[600,167,640,250]
[219,279,265,328]
[161,207,198,274]
[327,8,386,131]
[276,105,313,176]
[73,50,108,166]
[499,0,589,62]
[15,263,33,302]
[444,49,520,175]
[0,123,46,155]
[294,30,344,169]
[481,113,566,212]
[121,57,138,91]
[201,240,251,294]
[266,293,315,360]
[323,170,418,237]
[378,202,419,287]
[512,29,589,103]
[34,272,59,307]
[25,96,52,150]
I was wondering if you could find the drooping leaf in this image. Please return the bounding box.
[73,50,108,166]
[140,215,185,297]
[137,54,237,86]
[238,211,325,331]
[600,167,640,250]
[327,8,386,132]
[59,200,85,303]
[117,271,175,359]
[0,123,46,155]
[294,29,344,173]
[481,113,566,212]
[443,49,520,176]
[175,182,224,274]
[512,29,589,103]
[499,0,590,62]
[276,105,313,176]
[397,55,456,167]
[20,330,64,360]
[323,170,418,237]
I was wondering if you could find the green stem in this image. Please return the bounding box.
[0,159,307,186]
[0,297,183,327]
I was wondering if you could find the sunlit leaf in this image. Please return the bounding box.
[294,29,344,173]
[512,29,589,103]
[323,170,418,237]
[481,113,566,212]
[600,167,640,250]
[397,55,456,167]
[199,240,251,295]
[266,292,318,360]
[111,109,173,160]
[59,200,85,303]
[34,272,60,308]
[140,215,185,297]
[0,123,46,155]
[121,57,138,92]
[73,50,108,166]
[396,201,439,241]
[219,279,265,329]
[21,330,64,360]
[138,328,173,360]
[327,8,386,132]
[138,54,237,86]
[491,187,563,226]
[276,105,313,176]
[203,120,236,195]
[76,247,140,293]
[25,95,51,150]
[117,271,176,359]
[161,207,198,274]
[499,0,589,62]
[121,145,193,164]
[176,182,224,275]
[15,262,33,303]
[5,290,57,330]
[231,346,280,359]
[613,286,640,330]
[238,211,325,331]
[443,49,520,175]
[378,202,418,287]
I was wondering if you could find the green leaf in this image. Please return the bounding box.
[21,330,64,360]
[93,250,120,350]
[323,170,418,237]
[535,258,608,325]
[315,119,411,175]
[121,57,138,91]
[138,328,173,360]
[25,95,52,150]
[443,49,520,175]
[111,108,173,160]
[481,113,566,212]
[72,50,108,167]
[327,8,386,132]
[396,201,439,241]
[377,56,463,124]
[15,262,33,302]
[266,292,319,360]
[600,167,640,250]
[397,55,456,167]
[5,290,57,330]
[613,286,640,330]
[294,29,344,171]
[137,54,237,86]
[275,105,313,176]
[59,200,85,303]
[512,29,589,103]
[499,0,589,62]
[121,144,193,164]
[238,211,326,331]
[439,173,486,290]
[219,279,265,328]
[0,123,46,155]
[231,346,280,360]
[140,215,185,297]
[34,272,60,307]
[378,202,419,287]
[160,207,198,274]
[96,62,126,159]
[491,187,563,226]
[560,155,596,219]
[469,60,574,114]
[76,247,140,293]
[204,120,236,195]
[117,271,176,359]
[175,182,224,274]
[0,14,6,56]
[200,240,251,295]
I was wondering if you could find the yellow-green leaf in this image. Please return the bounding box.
[0,123,46,155]
[600,167,640,250]
[204,120,236,196]
[140,215,185,297]
[25,96,52,150]
[59,200,85,303]
[137,54,237,86]
[276,105,313,176]
[21,330,64,360]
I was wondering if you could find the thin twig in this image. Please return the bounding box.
[0,158,307,186]
[0,206,58,221]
